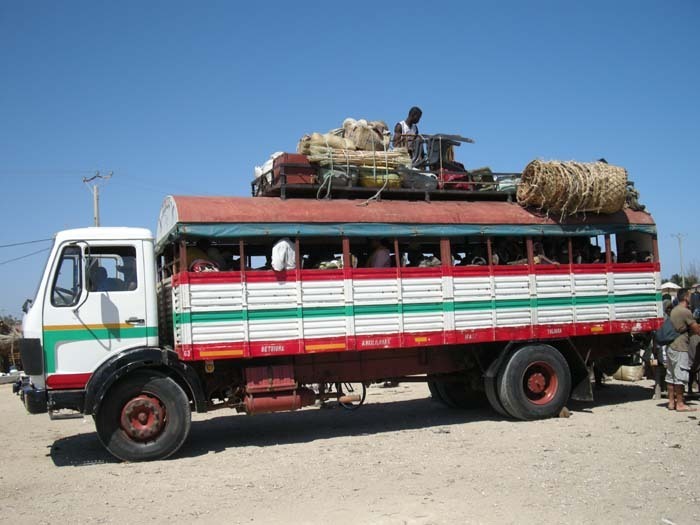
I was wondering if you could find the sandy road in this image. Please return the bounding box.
[1,379,699,525]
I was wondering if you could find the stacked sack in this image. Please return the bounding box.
[297,118,409,188]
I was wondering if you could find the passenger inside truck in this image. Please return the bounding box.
[366,238,391,268]
[532,242,557,265]
[449,238,489,266]
[493,237,526,265]
[86,247,139,291]
[616,233,654,264]
[399,239,441,268]
[88,264,108,291]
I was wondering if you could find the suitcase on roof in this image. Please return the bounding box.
[273,153,317,185]
[438,169,473,191]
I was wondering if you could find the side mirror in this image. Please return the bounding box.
[22,299,33,314]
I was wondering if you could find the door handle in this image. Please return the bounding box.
[125,317,145,325]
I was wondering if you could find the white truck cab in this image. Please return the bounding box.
[18,227,159,410]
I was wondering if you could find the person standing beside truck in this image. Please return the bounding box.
[666,288,700,412]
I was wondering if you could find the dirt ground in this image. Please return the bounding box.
[1,378,699,525]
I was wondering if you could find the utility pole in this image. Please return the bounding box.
[82,171,112,226]
[671,233,687,287]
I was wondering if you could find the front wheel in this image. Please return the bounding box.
[497,344,571,420]
[95,370,191,462]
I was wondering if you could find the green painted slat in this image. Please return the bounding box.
[354,304,400,315]
[247,307,301,320]
[175,310,245,324]
[495,298,531,309]
[43,326,158,374]
[537,297,577,307]
[454,300,492,311]
[403,302,444,314]
[614,293,660,303]
[575,295,609,305]
[303,306,347,318]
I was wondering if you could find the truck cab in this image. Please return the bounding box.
[18,227,159,414]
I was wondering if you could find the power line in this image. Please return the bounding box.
[0,169,97,177]
[0,247,51,266]
[0,238,53,249]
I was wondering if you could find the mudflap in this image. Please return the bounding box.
[570,368,594,402]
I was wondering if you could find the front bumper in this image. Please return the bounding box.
[14,377,48,414]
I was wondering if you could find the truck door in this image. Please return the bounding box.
[42,242,151,390]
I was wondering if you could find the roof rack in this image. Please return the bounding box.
[252,176,519,202]
[251,161,520,203]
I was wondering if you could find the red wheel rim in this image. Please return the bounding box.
[120,394,166,442]
[522,361,558,405]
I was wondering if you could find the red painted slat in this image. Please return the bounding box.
[46,373,91,390]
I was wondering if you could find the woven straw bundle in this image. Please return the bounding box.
[517,160,627,216]
[306,145,411,170]
[297,132,354,154]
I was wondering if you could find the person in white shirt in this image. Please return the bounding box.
[393,106,422,158]
[271,238,296,271]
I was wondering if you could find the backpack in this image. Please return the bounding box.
[655,317,681,345]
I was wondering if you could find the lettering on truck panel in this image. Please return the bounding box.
[361,338,391,347]
[260,344,285,354]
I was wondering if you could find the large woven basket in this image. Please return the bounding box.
[517,160,627,216]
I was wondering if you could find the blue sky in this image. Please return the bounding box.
[1,1,698,316]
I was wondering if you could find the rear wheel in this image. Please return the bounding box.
[427,379,447,404]
[497,344,571,420]
[484,375,510,417]
[428,374,487,409]
[435,379,488,409]
[95,370,191,462]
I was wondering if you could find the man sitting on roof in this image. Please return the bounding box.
[394,106,423,165]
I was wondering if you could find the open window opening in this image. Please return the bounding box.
[51,245,83,307]
[491,236,527,265]
[450,237,489,266]
[398,238,442,268]
[616,232,654,263]
[300,237,347,270]
[183,238,242,272]
[349,237,397,269]
[87,246,138,292]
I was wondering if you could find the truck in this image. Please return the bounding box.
[15,195,662,461]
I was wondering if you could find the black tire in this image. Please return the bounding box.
[427,379,448,405]
[95,370,191,462]
[485,374,510,417]
[497,344,571,421]
[435,379,488,409]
